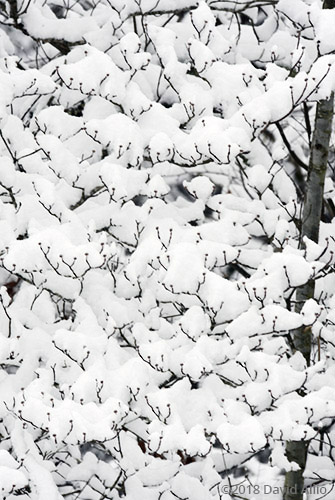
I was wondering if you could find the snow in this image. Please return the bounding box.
[217,416,267,454]
[2,0,335,499]
[0,451,28,497]
[227,305,303,339]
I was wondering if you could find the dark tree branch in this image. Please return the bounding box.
[275,122,308,171]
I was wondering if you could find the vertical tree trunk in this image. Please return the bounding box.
[292,93,334,363]
[283,1,334,495]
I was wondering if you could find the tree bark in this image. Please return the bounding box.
[283,1,334,496]
[292,93,334,364]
